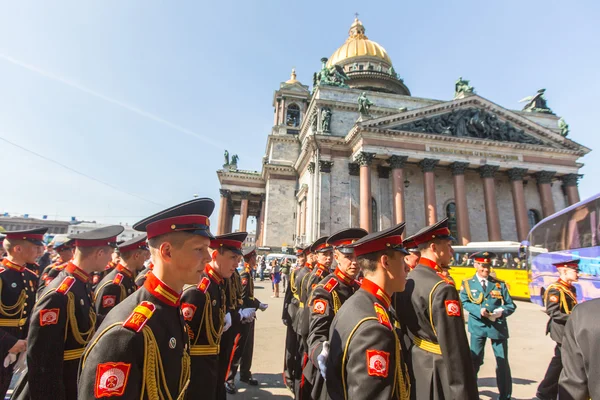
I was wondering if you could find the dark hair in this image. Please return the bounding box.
[357,249,397,273]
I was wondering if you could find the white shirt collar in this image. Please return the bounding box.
[475,273,488,284]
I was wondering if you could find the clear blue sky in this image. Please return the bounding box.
[0,1,598,227]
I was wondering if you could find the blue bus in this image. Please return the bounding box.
[526,192,600,306]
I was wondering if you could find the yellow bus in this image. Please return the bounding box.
[449,241,530,300]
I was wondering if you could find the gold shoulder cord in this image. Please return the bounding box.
[0,278,27,317]
[331,291,342,314]
[463,280,483,305]
[93,281,127,303]
[66,291,96,345]
[290,269,298,294]
[428,281,446,337]
[545,285,575,315]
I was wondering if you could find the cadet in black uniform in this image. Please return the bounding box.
[305,228,366,400]
[135,261,153,288]
[326,223,411,400]
[181,232,246,399]
[39,236,74,290]
[536,259,579,400]
[395,218,479,400]
[559,297,600,400]
[93,234,149,320]
[0,228,47,398]
[78,198,214,399]
[12,225,123,400]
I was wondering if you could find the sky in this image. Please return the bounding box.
[0,1,598,229]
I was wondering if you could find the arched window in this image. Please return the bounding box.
[371,197,378,231]
[528,209,541,228]
[286,104,301,127]
[446,202,458,239]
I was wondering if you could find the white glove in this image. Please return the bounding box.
[3,353,16,368]
[223,313,232,332]
[317,341,330,379]
[239,308,256,323]
[488,308,504,322]
[258,303,269,311]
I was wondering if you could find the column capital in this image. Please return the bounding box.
[507,168,528,181]
[239,191,251,200]
[355,152,376,166]
[450,162,469,176]
[348,163,360,176]
[419,158,439,172]
[535,170,556,184]
[308,162,315,174]
[479,165,499,178]
[561,173,581,187]
[388,155,408,169]
[319,160,333,173]
[377,165,390,179]
[219,189,230,198]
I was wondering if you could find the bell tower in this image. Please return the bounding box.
[272,69,311,134]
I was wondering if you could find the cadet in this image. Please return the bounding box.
[459,251,516,400]
[326,223,411,400]
[305,228,367,400]
[13,225,123,400]
[395,218,478,400]
[536,259,579,400]
[135,260,154,288]
[0,228,46,398]
[91,246,121,290]
[559,297,600,400]
[78,198,214,399]
[38,237,74,290]
[403,238,420,270]
[93,234,149,320]
[225,247,267,392]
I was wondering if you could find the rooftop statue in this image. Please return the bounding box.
[358,92,374,116]
[223,150,230,168]
[519,88,555,114]
[231,154,239,168]
[558,118,570,137]
[314,57,349,89]
[454,76,475,98]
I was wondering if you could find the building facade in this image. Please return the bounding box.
[0,216,71,235]
[216,18,589,251]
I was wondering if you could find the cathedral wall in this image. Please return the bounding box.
[552,184,567,211]
[263,177,296,249]
[268,137,299,164]
[378,172,392,231]
[403,165,425,236]
[465,171,488,242]
[329,159,353,233]
[523,180,543,222]
[496,174,518,241]
[298,168,313,243]
[434,167,455,224]
[329,110,359,138]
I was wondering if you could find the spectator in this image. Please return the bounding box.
[259,257,266,281]
[271,259,281,297]
[280,258,291,291]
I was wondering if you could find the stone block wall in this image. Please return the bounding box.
[263,178,296,249]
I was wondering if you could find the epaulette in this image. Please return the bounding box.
[436,272,454,285]
[323,278,338,293]
[123,301,156,333]
[56,276,76,295]
[198,276,210,293]
[315,269,325,278]
[373,303,392,330]
[0,267,5,274]
[25,267,39,277]
[113,273,124,285]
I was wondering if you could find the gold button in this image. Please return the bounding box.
[24,303,27,307]
[23,311,27,315]
[171,224,176,230]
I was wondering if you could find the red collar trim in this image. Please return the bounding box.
[334,267,353,285]
[361,278,391,308]
[316,263,328,273]
[420,257,442,273]
[558,279,573,289]
[206,264,223,285]
[307,263,315,271]
[66,262,90,283]
[144,272,180,307]
[116,263,134,279]
[1,258,25,272]
[105,261,118,271]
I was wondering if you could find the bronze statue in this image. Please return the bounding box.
[321,107,332,133]
[519,89,554,114]
[358,92,373,116]
[454,76,475,98]
[315,57,349,88]
[223,150,230,167]
[231,154,239,167]
[558,118,570,137]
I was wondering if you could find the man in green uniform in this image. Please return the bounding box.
[460,251,516,400]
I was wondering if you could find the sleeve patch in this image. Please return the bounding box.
[549,294,559,303]
[323,278,338,293]
[95,362,131,398]
[56,276,76,295]
[242,278,248,286]
[181,303,197,321]
[39,308,60,326]
[366,349,389,377]
[102,295,117,308]
[198,277,210,293]
[312,299,327,314]
[373,303,392,330]
[445,300,461,317]
[113,273,124,285]
[123,301,156,333]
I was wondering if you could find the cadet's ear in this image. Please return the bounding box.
[380,253,390,271]
[159,241,172,261]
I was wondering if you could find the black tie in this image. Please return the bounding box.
[482,280,487,292]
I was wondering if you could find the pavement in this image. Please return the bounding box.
[224,280,555,400]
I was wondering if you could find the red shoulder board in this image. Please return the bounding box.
[198,277,210,293]
[436,272,454,285]
[113,273,124,285]
[56,276,76,295]
[315,269,324,278]
[25,267,38,277]
[123,301,156,333]
[0,267,5,274]
[323,278,338,293]
[373,303,392,330]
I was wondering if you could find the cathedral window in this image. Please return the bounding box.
[528,209,541,228]
[359,65,364,71]
[446,202,458,239]
[286,104,301,127]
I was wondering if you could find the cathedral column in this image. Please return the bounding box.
[450,162,471,245]
[280,97,286,125]
[319,161,334,235]
[389,155,407,227]
[225,197,234,234]
[536,171,556,217]
[419,159,439,226]
[239,191,250,232]
[356,152,376,232]
[302,198,308,238]
[217,189,230,235]
[480,165,502,241]
[508,168,529,242]
[256,194,266,246]
[274,98,280,126]
[562,174,581,205]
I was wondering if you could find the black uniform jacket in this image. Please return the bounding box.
[290,264,313,335]
[299,264,327,339]
[37,258,68,295]
[544,279,577,344]
[0,258,37,359]
[282,266,300,327]
[78,271,190,399]
[559,297,600,400]
[395,258,479,400]
[240,264,261,310]
[326,278,410,400]
[94,264,138,320]
[134,264,153,288]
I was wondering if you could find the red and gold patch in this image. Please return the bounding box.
[198,277,210,293]
[102,295,117,308]
[0,267,5,274]
[445,300,461,317]
[56,276,75,295]
[312,299,327,314]
[374,303,392,330]
[95,362,131,398]
[93,275,100,284]
[123,301,155,333]
[366,349,389,377]
[242,278,248,286]
[549,294,559,303]
[113,273,124,285]
[323,278,338,293]
[39,308,60,326]
[181,303,197,321]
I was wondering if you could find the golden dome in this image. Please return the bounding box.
[326,18,392,67]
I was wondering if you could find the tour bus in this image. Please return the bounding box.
[525,192,600,306]
[449,241,530,300]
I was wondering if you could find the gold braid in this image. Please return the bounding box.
[392,326,411,399]
[332,290,342,314]
[0,279,26,317]
[462,280,483,305]
[66,292,96,345]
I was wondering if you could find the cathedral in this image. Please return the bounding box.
[216,18,590,252]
